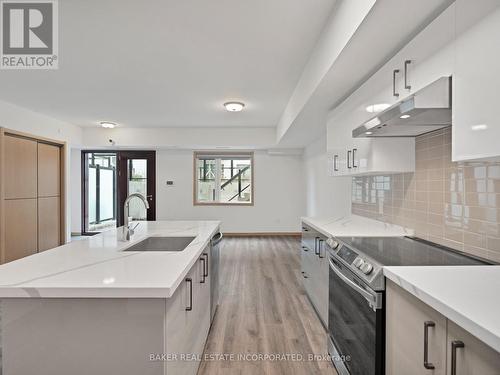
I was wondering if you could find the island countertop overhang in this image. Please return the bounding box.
[0,221,221,299]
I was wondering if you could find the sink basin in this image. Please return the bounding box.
[123,236,196,252]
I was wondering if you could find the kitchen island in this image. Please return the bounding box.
[0,220,220,375]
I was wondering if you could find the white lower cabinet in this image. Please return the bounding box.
[301,223,328,327]
[386,280,500,375]
[447,321,500,375]
[165,247,211,375]
[386,280,447,375]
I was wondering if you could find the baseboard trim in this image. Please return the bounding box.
[224,232,301,237]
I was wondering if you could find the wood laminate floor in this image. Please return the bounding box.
[198,236,336,375]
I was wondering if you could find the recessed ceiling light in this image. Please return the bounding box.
[400,114,411,119]
[100,121,117,128]
[224,102,245,112]
[366,103,390,113]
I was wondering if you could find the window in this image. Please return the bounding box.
[83,152,118,232]
[194,152,253,205]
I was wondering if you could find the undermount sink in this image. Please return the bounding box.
[123,236,196,252]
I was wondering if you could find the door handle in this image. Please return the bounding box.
[333,155,339,172]
[451,340,464,375]
[423,321,436,369]
[347,150,352,169]
[202,253,209,277]
[393,69,400,97]
[200,258,206,283]
[318,239,324,258]
[185,278,193,311]
[352,149,357,168]
[404,60,412,90]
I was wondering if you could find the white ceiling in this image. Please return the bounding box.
[0,0,337,128]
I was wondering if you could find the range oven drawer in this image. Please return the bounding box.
[328,255,385,375]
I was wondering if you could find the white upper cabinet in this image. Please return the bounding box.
[453,0,500,162]
[327,4,455,177]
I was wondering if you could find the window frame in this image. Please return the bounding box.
[193,151,254,206]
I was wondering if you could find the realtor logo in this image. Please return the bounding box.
[0,0,58,69]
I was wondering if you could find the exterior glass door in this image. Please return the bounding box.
[82,151,156,234]
[117,151,156,226]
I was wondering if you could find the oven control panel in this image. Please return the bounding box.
[327,237,379,278]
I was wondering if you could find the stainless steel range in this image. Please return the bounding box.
[325,236,490,375]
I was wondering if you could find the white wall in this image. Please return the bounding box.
[156,150,306,233]
[82,127,276,149]
[0,99,83,241]
[302,137,351,218]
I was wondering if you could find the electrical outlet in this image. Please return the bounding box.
[166,181,174,186]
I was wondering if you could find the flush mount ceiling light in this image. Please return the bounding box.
[365,131,373,135]
[400,114,411,119]
[224,101,245,112]
[365,103,390,113]
[471,124,488,131]
[100,121,117,129]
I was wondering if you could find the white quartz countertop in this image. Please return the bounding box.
[301,215,413,238]
[384,266,500,353]
[0,221,220,299]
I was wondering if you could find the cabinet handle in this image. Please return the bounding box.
[202,253,209,277]
[302,246,309,252]
[314,237,320,255]
[200,258,206,283]
[451,340,465,375]
[185,278,193,311]
[393,69,400,97]
[404,60,412,90]
[318,239,324,258]
[352,148,357,168]
[302,227,309,232]
[347,150,352,169]
[334,155,339,171]
[423,321,436,369]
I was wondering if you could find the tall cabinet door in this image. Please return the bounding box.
[4,135,38,199]
[37,143,61,197]
[37,143,62,251]
[4,199,38,262]
[3,135,38,262]
[38,197,60,251]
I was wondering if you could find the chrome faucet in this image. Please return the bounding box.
[122,193,150,240]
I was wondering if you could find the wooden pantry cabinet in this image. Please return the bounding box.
[0,128,66,264]
[386,280,500,375]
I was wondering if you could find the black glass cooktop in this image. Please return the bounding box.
[337,236,490,267]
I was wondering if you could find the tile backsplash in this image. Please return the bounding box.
[352,127,500,262]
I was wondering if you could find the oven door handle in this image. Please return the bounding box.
[329,257,382,309]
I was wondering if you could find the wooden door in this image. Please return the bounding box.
[4,135,37,199]
[38,197,61,251]
[386,280,447,375]
[37,143,61,197]
[447,321,500,375]
[37,143,62,251]
[4,199,38,262]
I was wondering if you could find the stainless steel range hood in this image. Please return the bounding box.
[352,76,451,138]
